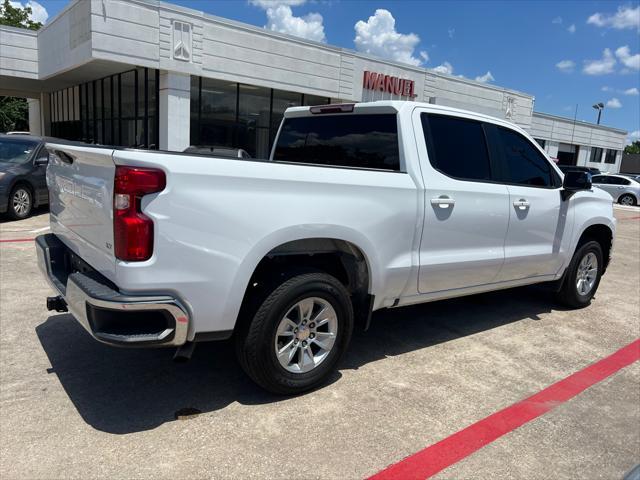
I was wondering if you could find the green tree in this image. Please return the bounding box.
[0,0,42,30]
[625,141,640,155]
[0,0,41,132]
[0,96,29,132]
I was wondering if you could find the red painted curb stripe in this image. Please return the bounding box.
[0,238,34,243]
[369,338,640,480]
[620,215,640,221]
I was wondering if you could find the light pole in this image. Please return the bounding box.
[592,102,604,125]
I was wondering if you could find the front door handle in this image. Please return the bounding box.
[430,196,455,208]
[513,199,530,210]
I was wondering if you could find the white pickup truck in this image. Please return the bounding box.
[37,101,615,394]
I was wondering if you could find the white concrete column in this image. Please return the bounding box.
[159,71,190,151]
[27,98,42,135]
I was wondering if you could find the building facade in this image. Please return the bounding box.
[0,0,627,170]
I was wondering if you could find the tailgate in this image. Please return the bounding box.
[46,143,117,282]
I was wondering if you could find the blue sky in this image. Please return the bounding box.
[21,0,640,142]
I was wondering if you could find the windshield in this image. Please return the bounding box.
[0,138,38,164]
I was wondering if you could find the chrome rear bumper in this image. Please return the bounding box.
[36,234,189,347]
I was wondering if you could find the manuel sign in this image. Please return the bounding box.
[363,71,418,98]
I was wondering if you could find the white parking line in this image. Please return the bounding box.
[30,226,50,233]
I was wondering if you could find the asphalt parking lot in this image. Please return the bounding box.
[1,207,639,479]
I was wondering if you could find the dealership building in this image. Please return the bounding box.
[0,0,628,170]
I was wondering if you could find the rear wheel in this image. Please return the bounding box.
[236,272,353,395]
[618,194,637,206]
[556,240,603,308]
[8,185,33,220]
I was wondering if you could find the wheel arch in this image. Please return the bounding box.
[575,223,614,273]
[225,227,381,333]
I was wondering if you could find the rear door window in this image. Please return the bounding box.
[592,175,609,184]
[273,114,400,171]
[608,176,630,185]
[421,114,492,181]
[496,127,560,188]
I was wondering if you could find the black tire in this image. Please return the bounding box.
[236,272,353,395]
[556,240,603,308]
[8,185,33,220]
[618,194,637,206]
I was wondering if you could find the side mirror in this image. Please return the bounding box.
[34,153,49,166]
[562,171,591,200]
[563,171,591,191]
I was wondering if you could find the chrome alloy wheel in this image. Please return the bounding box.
[274,297,338,373]
[620,195,634,206]
[576,252,598,296]
[12,188,30,217]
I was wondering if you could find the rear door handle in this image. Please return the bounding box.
[430,196,455,208]
[513,199,530,210]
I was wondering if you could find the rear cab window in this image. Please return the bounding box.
[272,114,400,171]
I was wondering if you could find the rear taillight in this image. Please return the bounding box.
[113,166,166,261]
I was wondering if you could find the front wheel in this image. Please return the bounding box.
[618,194,637,206]
[8,185,33,220]
[236,272,353,395]
[556,240,603,308]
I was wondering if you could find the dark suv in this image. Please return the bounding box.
[558,165,601,176]
[0,134,49,219]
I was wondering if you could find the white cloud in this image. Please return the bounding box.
[448,27,455,39]
[606,97,622,108]
[615,45,640,70]
[432,62,454,75]
[249,0,325,42]
[567,24,576,33]
[8,0,48,23]
[267,6,325,42]
[419,51,429,62]
[354,9,425,66]
[475,71,495,83]
[627,130,640,144]
[587,5,640,30]
[583,48,616,75]
[556,59,576,73]
[601,86,639,95]
[552,16,563,24]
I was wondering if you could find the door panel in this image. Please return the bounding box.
[419,181,509,292]
[497,186,571,281]
[415,111,509,293]
[490,126,570,281]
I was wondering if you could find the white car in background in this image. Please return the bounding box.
[592,174,639,206]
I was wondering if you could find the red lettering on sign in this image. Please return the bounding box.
[362,71,417,98]
[363,71,378,90]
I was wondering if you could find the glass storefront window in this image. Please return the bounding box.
[51,68,158,149]
[190,76,332,158]
[238,84,271,158]
[303,94,330,106]
[271,89,302,144]
[148,70,158,149]
[200,78,238,149]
